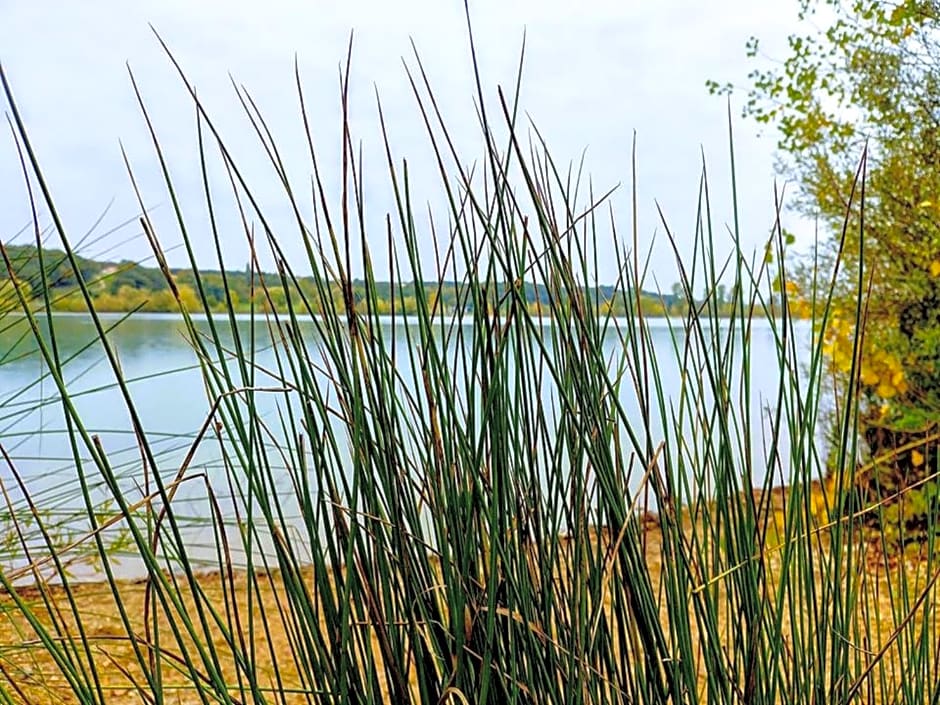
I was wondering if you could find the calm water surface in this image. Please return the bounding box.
[0,312,814,577]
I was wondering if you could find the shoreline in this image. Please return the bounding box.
[0,482,833,594]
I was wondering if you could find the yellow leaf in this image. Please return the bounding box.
[912,450,925,467]
[919,200,934,209]
[877,382,897,399]
[834,351,852,373]
[930,260,940,277]
[903,25,914,38]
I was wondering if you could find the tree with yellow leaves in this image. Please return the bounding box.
[724,0,940,542]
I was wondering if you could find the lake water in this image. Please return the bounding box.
[0,312,815,578]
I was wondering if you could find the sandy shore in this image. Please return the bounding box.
[0,493,928,704]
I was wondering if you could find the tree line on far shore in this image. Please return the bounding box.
[0,242,748,318]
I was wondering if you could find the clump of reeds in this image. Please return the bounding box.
[0,20,938,705]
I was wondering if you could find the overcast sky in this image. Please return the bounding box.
[1,1,809,287]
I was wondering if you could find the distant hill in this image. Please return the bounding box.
[1,242,684,316]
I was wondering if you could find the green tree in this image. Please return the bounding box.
[723,0,940,539]
[0,273,32,311]
[669,281,688,316]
